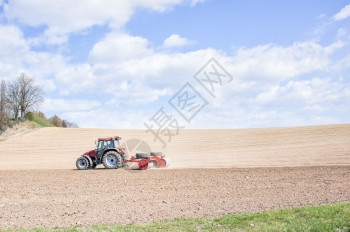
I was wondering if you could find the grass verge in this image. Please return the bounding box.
[25,112,54,128]
[8,202,350,232]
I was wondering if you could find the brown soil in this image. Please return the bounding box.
[0,166,349,230]
[0,124,349,230]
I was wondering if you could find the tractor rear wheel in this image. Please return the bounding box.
[76,157,89,170]
[102,151,122,169]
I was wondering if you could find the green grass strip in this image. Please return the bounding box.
[25,112,54,128]
[7,202,350,232]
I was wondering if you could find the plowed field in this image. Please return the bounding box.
[0,124,349,230]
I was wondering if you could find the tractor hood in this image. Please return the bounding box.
[84,149,96,158]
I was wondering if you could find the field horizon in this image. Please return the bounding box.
[0,123,349,170]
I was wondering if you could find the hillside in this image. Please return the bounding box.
[0,124,349,170]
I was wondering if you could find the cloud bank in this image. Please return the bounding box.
[0,1,349,128]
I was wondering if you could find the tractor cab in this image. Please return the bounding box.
[96,136,121,157]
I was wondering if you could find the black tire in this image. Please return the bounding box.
[76,157,89,170]
[150,152,163,156]
[102,151,122,169]
[91,162,97,169]
[136,153,150,159]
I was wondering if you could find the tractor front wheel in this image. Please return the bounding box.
[76,157,89,170]
[91,162,97,169]
[102,151,122,169]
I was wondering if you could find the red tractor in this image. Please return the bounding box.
[75,136,168,170]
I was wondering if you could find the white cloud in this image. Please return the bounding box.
[0,25,28,58]
[254,78,343,106]
[42,98,101,113]
[162,34,196,48]
[189,75,349,129]
[0,24,67,83]
[89,33,153,63]
[335,53,350,71]
[231,41,343,82]
[190,0,206,7]
[4,1,129,31]
[53,63,95,96]
[182,40,349,128]
[28,27,69,46]
[69,31,219,105]
[61,108,154,129]
[337,28,346,38]
[333,4,350,21]
[32,31,347,128]
[2,0,194,45]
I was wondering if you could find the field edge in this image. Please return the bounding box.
[7,202,350,232]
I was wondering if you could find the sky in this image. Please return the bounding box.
[0,0,349,129]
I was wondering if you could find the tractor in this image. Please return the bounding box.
[75,136,168,170]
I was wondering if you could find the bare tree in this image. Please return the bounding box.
[7,80,20,120]
[62,119,79,128]
[0,80,8,124]
[49,115,63,127]
[18,73,43,118]
[62,119,67,128]
[8,73,43,119]
[37,111,46,120]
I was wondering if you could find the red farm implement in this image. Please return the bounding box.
[75,136,169,170]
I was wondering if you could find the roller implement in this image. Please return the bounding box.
[75,136,169,170]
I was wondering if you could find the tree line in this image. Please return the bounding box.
[34,111,78,128]
[0,73,77,131]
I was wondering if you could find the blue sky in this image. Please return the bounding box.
[0,0,349,129]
